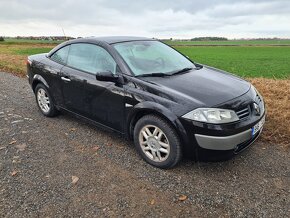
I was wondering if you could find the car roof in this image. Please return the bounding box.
[47,36,156,57]
[77,36,155,44]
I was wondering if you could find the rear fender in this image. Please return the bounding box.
[32,74,49,91]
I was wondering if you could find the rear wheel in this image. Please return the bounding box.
[35,83,58,117]
[134,115,182,169]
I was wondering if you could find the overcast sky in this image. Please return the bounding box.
[0,0,290,39]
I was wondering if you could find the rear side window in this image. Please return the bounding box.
[50,45,70,64]
[67,43,117,74]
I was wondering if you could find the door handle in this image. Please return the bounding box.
[61,76,71,82]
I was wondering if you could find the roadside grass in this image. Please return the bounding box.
[0,41,289,147]
[0,43,54,75]
[174,46,290,79]
[249,78,290,147]
[0,55,25,74]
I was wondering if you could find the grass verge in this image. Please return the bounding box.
[0,44,53,76]
[249,78,289,148]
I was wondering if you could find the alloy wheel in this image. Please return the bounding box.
[138,125,170,162]
[37,88,50,113]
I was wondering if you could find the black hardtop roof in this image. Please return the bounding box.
[76,36,155,44]
[47,36,156,57]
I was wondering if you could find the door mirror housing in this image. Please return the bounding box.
[96,71,119,82]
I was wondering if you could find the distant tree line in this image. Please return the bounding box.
[0,36,4,41]
[4,36,74,41]
[238,37,287,40]
[191,37,228,41]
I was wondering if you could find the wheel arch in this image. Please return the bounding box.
[31,74,49,92]
[127,102,189,146]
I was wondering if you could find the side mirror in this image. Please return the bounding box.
[96,71,119,82]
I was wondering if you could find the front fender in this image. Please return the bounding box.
[126,101,189,146]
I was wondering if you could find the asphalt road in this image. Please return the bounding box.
[0,72,289,217]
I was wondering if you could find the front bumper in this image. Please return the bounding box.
[195,121,264,153]
[195,128,252,151]
[179,115,265,161]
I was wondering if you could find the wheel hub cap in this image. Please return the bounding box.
[139,125,170,162]
[148,137,160,150]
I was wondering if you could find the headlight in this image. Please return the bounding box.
[182,108,239,124]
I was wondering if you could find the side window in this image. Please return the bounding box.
[67,43,117,74]
[50,45,70,64]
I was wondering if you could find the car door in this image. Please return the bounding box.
[59,43,125,132]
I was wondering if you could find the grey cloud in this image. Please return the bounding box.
[207,1,290,18]
[0,0,289,38]
[101,0,287,14]
[2,0,289,21]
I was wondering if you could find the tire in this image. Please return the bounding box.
[133,115,182,169]
[34,83,58,117]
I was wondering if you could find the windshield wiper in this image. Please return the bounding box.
[136,67,194,78]
[136,72,169,77]
[169,67,193,76]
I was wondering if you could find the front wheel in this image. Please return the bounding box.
[133,115,182,169]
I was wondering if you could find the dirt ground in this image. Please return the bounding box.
[0,72,289,217]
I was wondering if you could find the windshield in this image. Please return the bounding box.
[113,41,194,76]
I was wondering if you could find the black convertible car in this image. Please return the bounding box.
[27,36,265,168]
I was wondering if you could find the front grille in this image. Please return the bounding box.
[256,93,265,114]
[236,106,250,120]
[256,94,262,103]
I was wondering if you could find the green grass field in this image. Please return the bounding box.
[1,39,290,79]
[164,39,290,46]
[16,45,289,79]
[14,47,52,55]
[173,46,290,79]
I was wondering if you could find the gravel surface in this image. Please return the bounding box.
[0,72,289,217]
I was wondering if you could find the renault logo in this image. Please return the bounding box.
[253,102,260,115]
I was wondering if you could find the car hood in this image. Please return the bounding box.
[139,66,251,109]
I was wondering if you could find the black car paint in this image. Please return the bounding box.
[27,37,265,159]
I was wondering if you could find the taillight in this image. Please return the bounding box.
[26,59,32,65]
